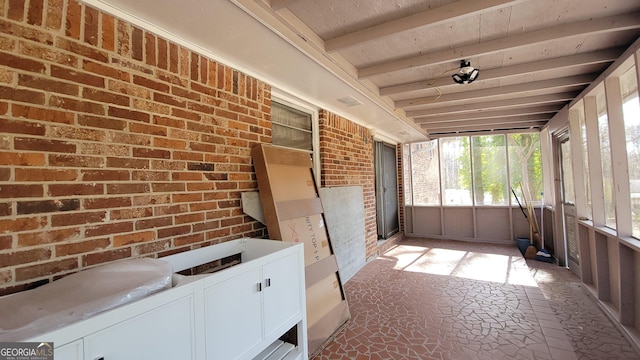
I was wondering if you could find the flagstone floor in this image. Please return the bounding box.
[312,237,640,360]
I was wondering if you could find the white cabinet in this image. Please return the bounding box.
[204,251,302,360]
[83,296,195,360]
[25,239,307,360]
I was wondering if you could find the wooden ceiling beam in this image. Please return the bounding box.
[269,0,299,11]
[380,48,623,96]
[325,0,519,52]
[407,91,579,116]
[421,114,551,129]
[359,13,640,78]
[424,120,548,133]
[397,73,596,109]
[413,105,562,123]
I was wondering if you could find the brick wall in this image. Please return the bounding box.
[318,110,378,258]
[0,0,272,294]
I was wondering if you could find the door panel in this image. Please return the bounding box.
[375,142,399,239]
[560,136,580,274]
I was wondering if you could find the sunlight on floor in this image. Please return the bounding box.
[386,244,537,286]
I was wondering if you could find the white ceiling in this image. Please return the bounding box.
[85,0,640,141]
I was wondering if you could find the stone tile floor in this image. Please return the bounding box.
[312,238,640,360]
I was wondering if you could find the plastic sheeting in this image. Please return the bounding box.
[0,258,173,341]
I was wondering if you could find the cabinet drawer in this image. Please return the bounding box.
[84,296,195,360]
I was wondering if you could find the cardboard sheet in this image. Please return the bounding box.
[252,144,351,357]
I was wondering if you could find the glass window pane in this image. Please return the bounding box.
[576,102,592,219]
[272,102,312,131]
[561,139,575,205]
[620,64,640,238]
[508,133,543,206]
[272,124,312,151]
[410,140,440,205]
[271,102,313,152]
[597,91,617,228]
[472,135,508,205]
[440,137,472,206]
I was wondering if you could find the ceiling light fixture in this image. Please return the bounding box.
[452,60,479,84]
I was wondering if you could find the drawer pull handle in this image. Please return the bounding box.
[257,282,262,292]
[265,278,271,288]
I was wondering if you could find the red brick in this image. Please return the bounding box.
[83,88,129,106]
[157,37,168,70]
[0,248,51,267]
[17,199,80,214]
[129,123,166,137]
[27,0,44,26]
[179,46,189,78]
[49,95,105,114]
[65,0,82,39]
[18,228,80,247]
[48,154,104,168]
[57,37,109,63]
[14,137,76,153]
[157,225,190,239]
[106,157,149,169]
[77,114,126,130]
[51,211,106,226]
[101,13,115,51]
[133,147,170,159]
[174,233,204,247]
[84,6,99,45]
[168,43,179,73]
[132,75,169,92]
[0,85,45,104]
[0,216,46,233]
[153,137,185,150]
[114,19,129,55]
[110,207,152,221]
[45,0,63,31]
[133,239,170,256]
[192,219,219,232]
[0,184,43,198]
[85,221,133,238]
[15,258,78,281]
[0,18,53,44]
[48,183,103,196]
[51,65,104,87]
[175,212,204,225]
[0,152,46,167]
[0,118,45,135]
[15,168,77,182]
[200,56,208,84]
[107,106,150,122]
[131,27,143,61]
[145,32,155,66]
[84,60,130,82]
[132,170,170,182]
[82,248,131,267]
[172,193,202,204]
[12,104,74,124]
[56,237,110,256]
[106,183,149,194]
[190,52,198,82]
[135,216,172,230]
[0,235,12,250]
[81,169,129,181]
[8,0,26,21]
[83,196,131,209]
[0,168,9,181]
[113,230,155,247]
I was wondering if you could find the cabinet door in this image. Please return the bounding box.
[84,296,195,360]
[262,252,302,339]
[55,340,83,360]
[204,267,262,360]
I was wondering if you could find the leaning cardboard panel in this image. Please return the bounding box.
[252,144,350,357]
